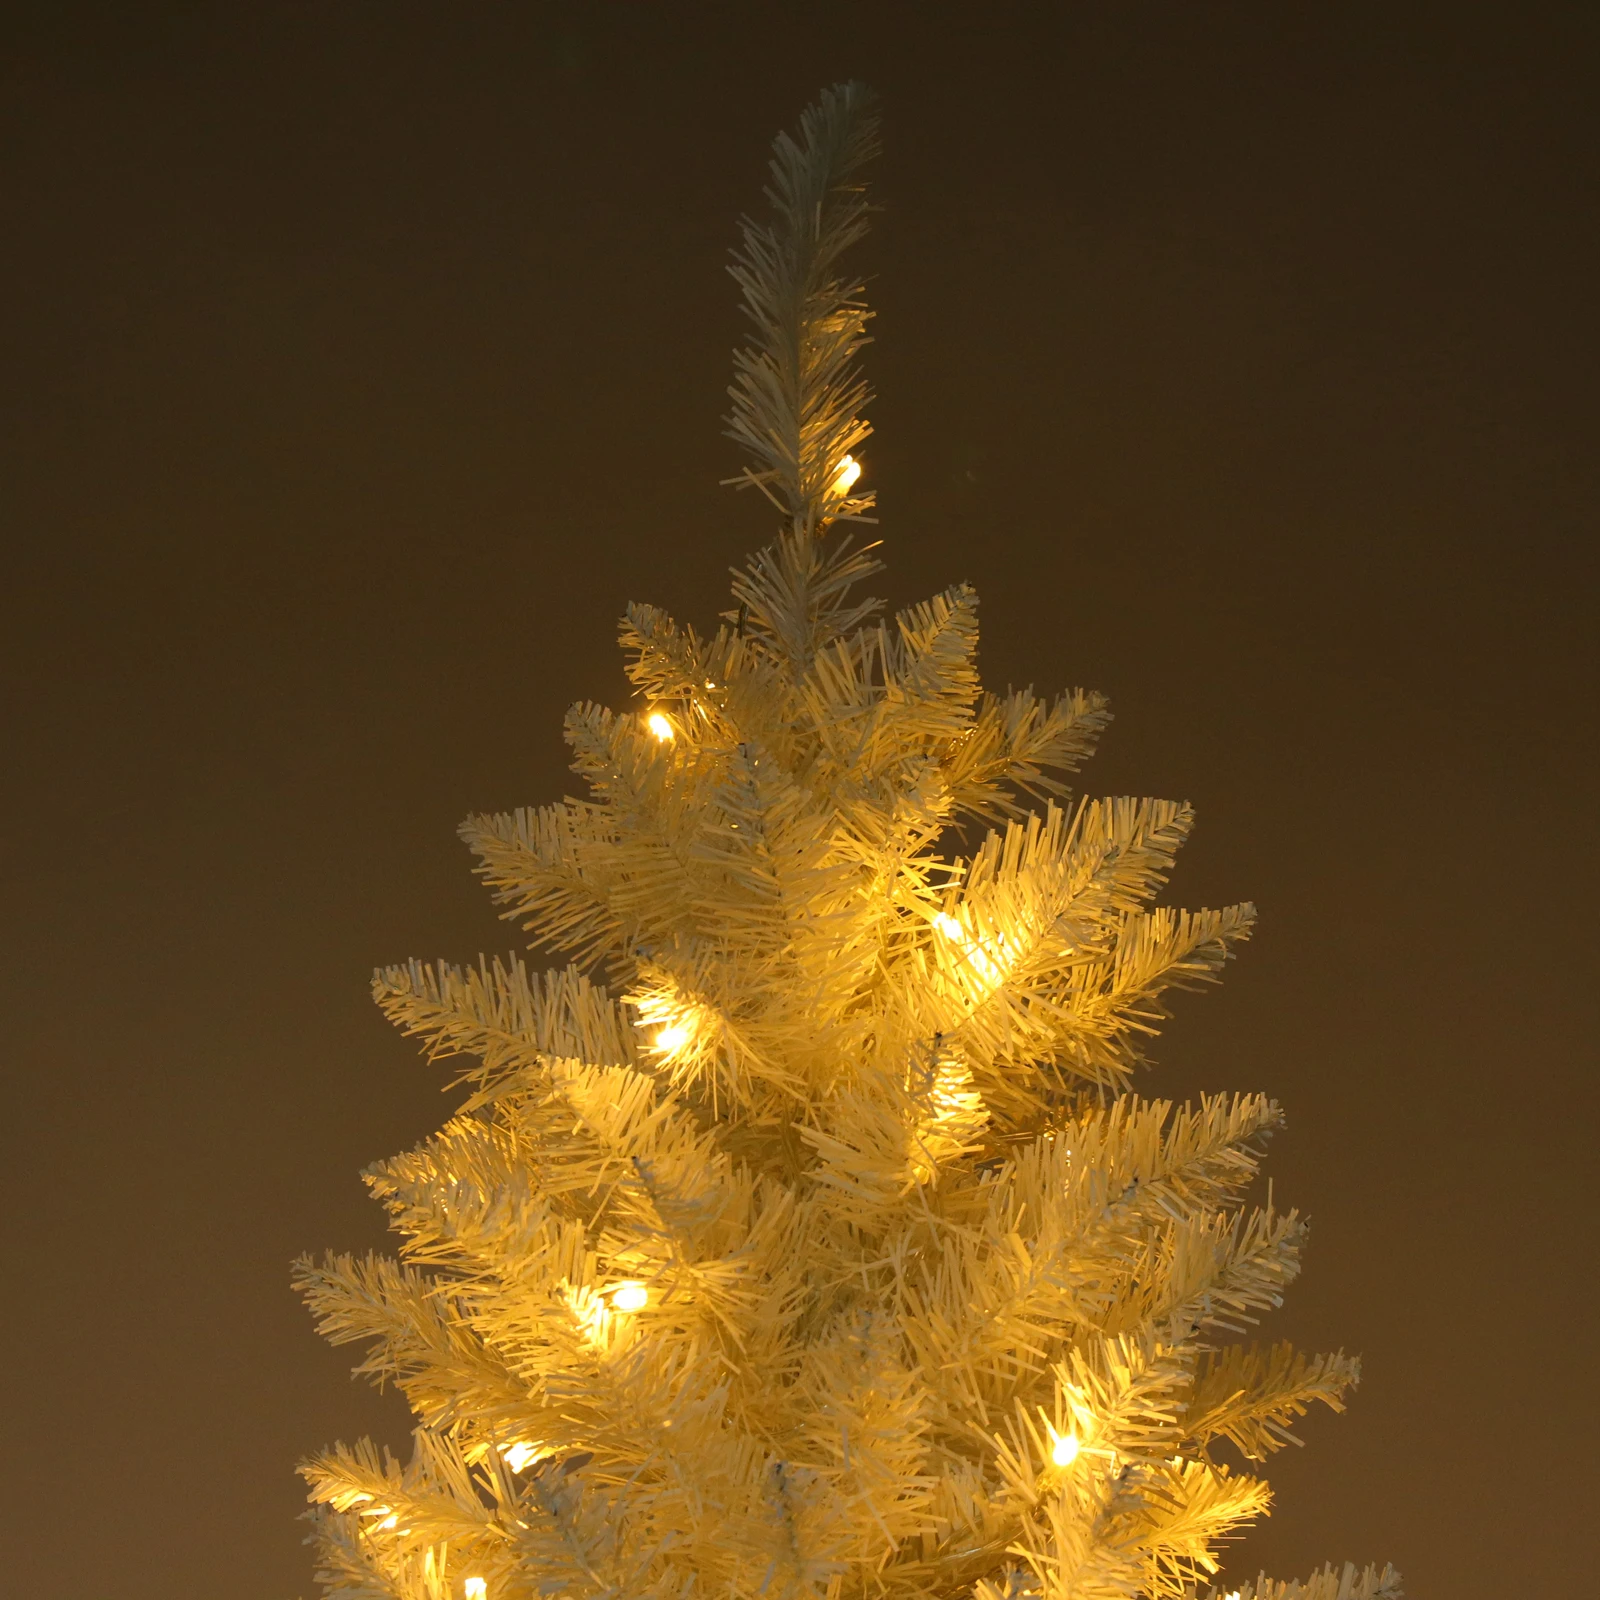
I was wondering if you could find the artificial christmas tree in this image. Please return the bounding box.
[296,84,1397,1600]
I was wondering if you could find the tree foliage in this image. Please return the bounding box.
[296,83,1389,1600]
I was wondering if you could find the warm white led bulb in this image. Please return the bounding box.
[501,1440,542,1472]
[831,454,862,494]
[464,1579,488,1600]
[647,712,675,742]
[934,912,966,942]
[1051,1433,1080,1467]
[611,1281,649,1313]
[653,1023,689,1053]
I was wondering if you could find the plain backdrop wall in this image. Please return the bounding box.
[2,5,1595,1596]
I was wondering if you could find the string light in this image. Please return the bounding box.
[647,712,675,742]
[464,1580,488,1600]
[653,1023,689,1053]
[610,1281,649,1312]
[934,908,1011,987]
[1051,1433,1080,1467]
[501,1440,542,1472]
[831,454,862,495]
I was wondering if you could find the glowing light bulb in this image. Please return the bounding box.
[831,454,862,495]
[1051,1433,1080,1467]
[377,1513,400,1530]
[465,1580,488,1600]
[647,712,675,742]
[611,1281,649,1312]
[502,1440,542,1472]
[653,1023,689,1053]
[934,908,1012,987]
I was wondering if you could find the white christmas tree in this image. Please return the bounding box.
[296,84,1398,1600]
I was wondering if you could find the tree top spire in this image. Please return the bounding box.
[725,81,879,536]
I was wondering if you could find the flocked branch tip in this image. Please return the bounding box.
[724,81,879,533]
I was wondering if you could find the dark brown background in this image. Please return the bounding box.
[2,4,1595,1596]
